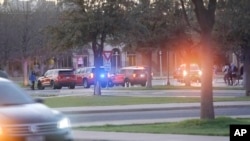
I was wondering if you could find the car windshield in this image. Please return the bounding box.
[180,64,200,70]
[0,79,34,106]
[134,70,146,74]
[59,70,73,75]
[190,65,199,70]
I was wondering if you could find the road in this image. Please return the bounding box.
[25,78,245,97]
[26,87,245,98]
[67,106,250,126]
[22,77,246,141]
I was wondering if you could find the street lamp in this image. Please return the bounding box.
[114,52,118,73]
[167,50,170,85]
[159,50,162,78]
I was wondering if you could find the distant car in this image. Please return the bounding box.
[173,63,202,83]
[75,66,110,88]
[0,78,73,141]
[37,69,76,90]
[109,66,148,87]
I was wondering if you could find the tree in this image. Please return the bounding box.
[0,1,59,84]
[50,0,134,95]
[0,10,17,71]
[122,0,179,88]
[215,0,250,95]
[191,0,217,119]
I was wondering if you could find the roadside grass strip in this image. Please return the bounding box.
[44,95,250,108]
[76,117,250,136]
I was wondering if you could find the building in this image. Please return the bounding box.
[70,43,178,77]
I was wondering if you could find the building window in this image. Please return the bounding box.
[127,52,136,66]
[111,48,120,72]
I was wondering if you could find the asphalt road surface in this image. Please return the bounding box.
[67,106,250,126]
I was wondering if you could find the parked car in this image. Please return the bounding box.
[109,66,148,87]
[173,63,202,83]
[75,66,110,88]
[0,78,73,141]
[37,69,76,90]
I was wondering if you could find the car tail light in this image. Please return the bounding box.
[133,73,136,78]
[140,74,145,77]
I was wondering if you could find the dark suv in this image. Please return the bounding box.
[37,69,76,90]
[75,66,110,88]
[109,66,147,87]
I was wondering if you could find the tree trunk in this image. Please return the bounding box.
[244,46,250,96]
[22,58,29,86]
[191,0,216,120]
[200,33,215,119]
[185,61,191,86]
[93,53,102,95]
[92,39,104,96]
[146,51,152,88]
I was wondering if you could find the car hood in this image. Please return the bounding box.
[0,103,62,125]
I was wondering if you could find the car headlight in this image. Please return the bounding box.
[198,71,202,76]
[58,118,71,129]
[183,70,188,77]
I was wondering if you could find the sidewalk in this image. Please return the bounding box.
[56,101,250,141]
[73,131,229,141]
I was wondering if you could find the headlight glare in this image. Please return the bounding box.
[183,70,187,77]
[199,71,202,76]
[58,118,71,129]
[0,127,2,135]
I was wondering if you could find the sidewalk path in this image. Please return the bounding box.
[73,131,229,141]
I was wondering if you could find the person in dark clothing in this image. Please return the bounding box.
[240,65,244,78]
[29,71,36,90]
[223,63,232,85]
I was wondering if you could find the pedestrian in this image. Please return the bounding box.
[223,63,231,85]
[29,71,36,90]
[230,63,238,85]
[239,64,244,85]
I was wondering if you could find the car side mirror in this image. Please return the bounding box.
[34,98,44,103]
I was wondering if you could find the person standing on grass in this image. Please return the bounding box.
[223,63,231,85]
[29,71,36,90]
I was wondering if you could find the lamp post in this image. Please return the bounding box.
[115,52,118,73]
[159,50,162,78]
[167,50,170,85]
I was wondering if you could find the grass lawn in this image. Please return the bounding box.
[76,117,250,136]
[44,95,250,108]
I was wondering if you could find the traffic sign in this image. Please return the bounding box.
[103,51,112,61]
